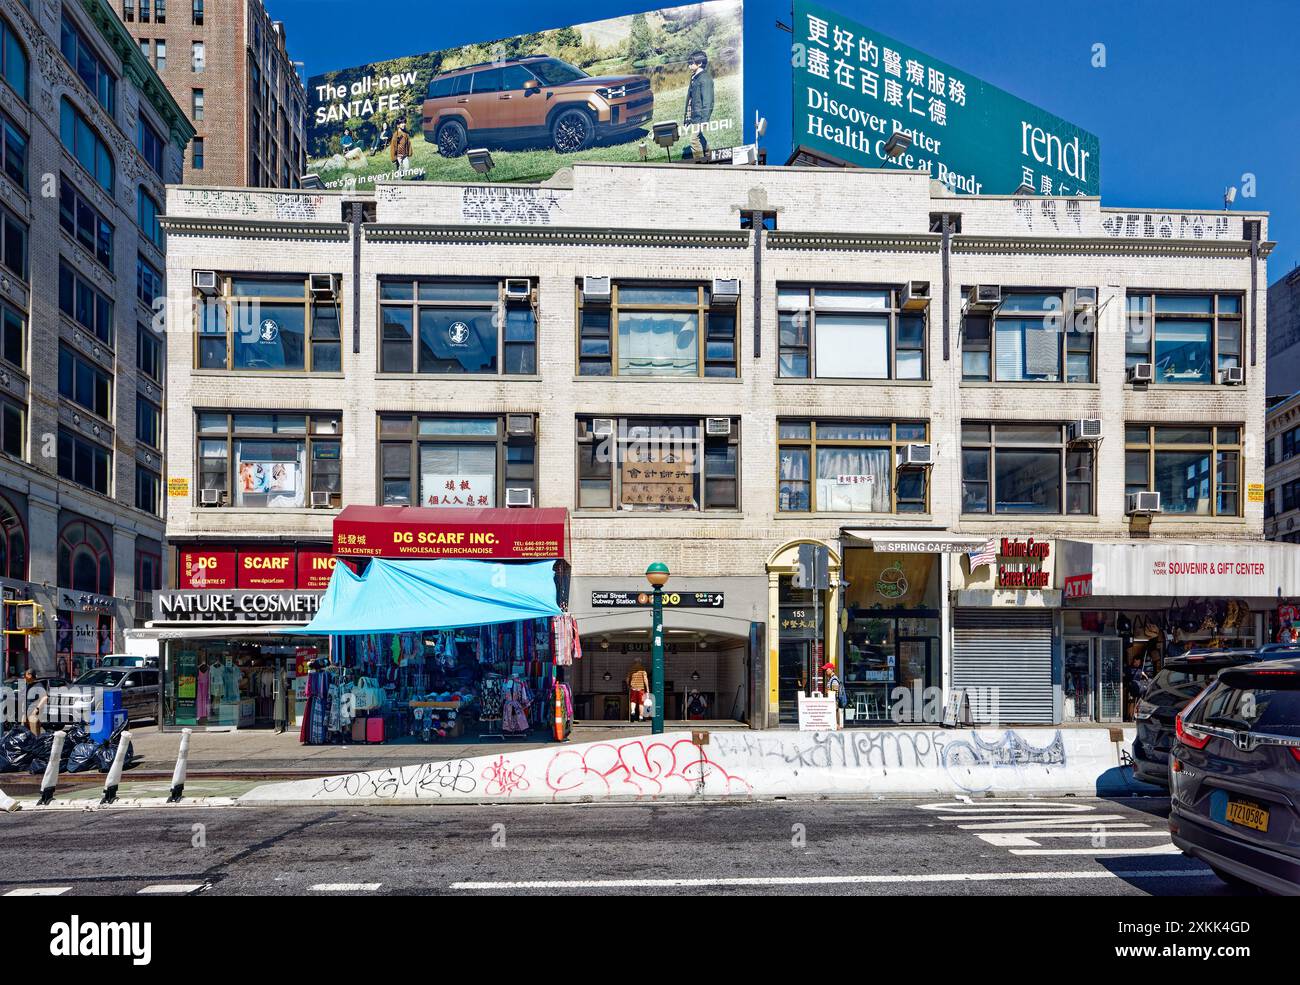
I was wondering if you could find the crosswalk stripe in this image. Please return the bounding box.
[4,887,70,896]
[1009,843,1182,857]
[138,884,206,895]
[310,883,381,892]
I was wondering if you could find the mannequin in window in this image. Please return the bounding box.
[626,660,650,723]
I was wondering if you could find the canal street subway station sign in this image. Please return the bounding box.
[792,0,1100,195]
[154,591,322,622]
[591,591,726,609]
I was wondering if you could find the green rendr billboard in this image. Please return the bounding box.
[792,0,1100,196]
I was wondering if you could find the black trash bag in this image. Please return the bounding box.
[65,741,100,774]
[27,732,56,774]
[63,723,91,746]
[1,727,35,771]
[94,739,134,773]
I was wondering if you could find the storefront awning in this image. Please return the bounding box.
[842,530,990,554]
[1058,539,1300,602]
[284,558,561,636]
[333,505,569,560]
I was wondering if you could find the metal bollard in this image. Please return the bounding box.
[100,729,133,805]
[0,788,19,812]
[167,728,192,803]
[37,730,68,806]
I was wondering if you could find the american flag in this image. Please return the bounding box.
[967,538,998,570]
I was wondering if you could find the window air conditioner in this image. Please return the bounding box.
[902,281,931,311]
[710,278,741,305]
[705,417,732,437]
[1067,419,1103,443]
[193,270,219,296]
[1219,366,1245,385]
[1074,286,1098,309]
[506,414,534,436]
[1127,491,1162,515]
[897,443,934,468]
[1127,362,1155,384]
[200,488,223,506]
[581,276,612,304]
[591,418,615,437]
[504,278,531,301]
[309,273,337,300]
[505,487,534,508]
[310,491,333,508]
[969,284,1002,308]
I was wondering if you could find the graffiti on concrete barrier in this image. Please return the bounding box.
[315,758,477,800]
[545,737,751,800]
[481,756,530,798]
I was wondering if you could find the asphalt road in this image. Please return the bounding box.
[0,796,1244,896]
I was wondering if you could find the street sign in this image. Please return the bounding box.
[590,591,725,609]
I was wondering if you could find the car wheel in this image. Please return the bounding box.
[1209,866,1261,894]
[436,119,468,158]
[551,108,594,153]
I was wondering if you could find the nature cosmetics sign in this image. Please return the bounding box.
[306,1,743,188]
[792,0,1100,195]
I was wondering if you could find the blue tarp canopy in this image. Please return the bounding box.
[285,558,560,635]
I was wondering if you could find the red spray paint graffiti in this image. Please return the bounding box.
[545,737,751,800]
[481,755,530,797]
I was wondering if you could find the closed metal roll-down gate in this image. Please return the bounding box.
[952,609,1054,724]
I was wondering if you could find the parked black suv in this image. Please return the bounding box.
[1170,657,1300,894]
[1133,648,1259,787]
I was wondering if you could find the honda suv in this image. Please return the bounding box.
[421,55,653,157]
[1169,657,1300,895]
[1133,648,1259,787]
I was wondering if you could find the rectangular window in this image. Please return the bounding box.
[136,115,164,177]
[59,178,113,269]
[197,412,341,508]
[378,278,534,375]
[136,394,161,449]
[575,416,739,512]
[137,254,163,307]
[155,40,165,71]
[58,260,114,346]
[60,11,116,115]
[191,41,204,73]
[0,395,23,458]
[378,414,535,508]
[1282,480,1300,515]
[0,206,25,280]
[140,0,150,21]
[58,346,112,418]
[1281,425,1299,462]
[776,285,924,381]
[155,0,165,22]
[59,98,114,192]
[962,422,1093,515]
[137,324,162,382]
[57,429,111,495]
[1,17,29,102]
[192,0,203,25]
[778,420,928,513]
[137,187,164,249]
[135,465,160,516]
[1126,293,1243,384]
[578,281,738,378]
[191,88,204,122]
[962,291,1093,383]
[1,112,27,189]
[124,0,134,22]
[1125,425,1242,516]
[197,274,340,372]
[1,300,24,369]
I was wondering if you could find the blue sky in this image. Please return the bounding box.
[274,0,1300,280]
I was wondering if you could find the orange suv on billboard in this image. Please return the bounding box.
[421,55,654,157]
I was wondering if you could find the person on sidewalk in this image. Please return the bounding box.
[821,661,845,728]
[627,661,650,722]
[389,121,413,174]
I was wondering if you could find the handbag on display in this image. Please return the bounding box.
[351,718,367,743]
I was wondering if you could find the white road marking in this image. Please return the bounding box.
[1009,843,1183,857]
[451,868,1211,891]
[4,887,71,896]
[976,831,1168,845]
[956,815,1144,830]
[310,883,382,892]
[138,884,206,894]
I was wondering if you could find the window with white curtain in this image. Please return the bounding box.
[778,285,924,381]
[578,282,738,378]
[778,420,928,513]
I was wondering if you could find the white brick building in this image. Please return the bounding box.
[157,162,1285,729]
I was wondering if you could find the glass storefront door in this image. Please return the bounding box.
[778,640,809,725]
[1064,637,1124,723]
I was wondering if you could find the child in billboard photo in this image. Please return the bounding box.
[684,49,714,159]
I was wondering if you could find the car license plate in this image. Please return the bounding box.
[1224,800,1269,832]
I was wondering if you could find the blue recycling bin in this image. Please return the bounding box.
[90,688,127,744]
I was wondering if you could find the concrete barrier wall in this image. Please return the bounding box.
[239,727,1157,805]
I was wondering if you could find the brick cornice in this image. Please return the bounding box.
[954,235,1274,259]
[363,225,752,249]
[159,217,351,241]
[767,231,941,253]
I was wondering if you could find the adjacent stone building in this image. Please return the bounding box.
[0,0,192,676]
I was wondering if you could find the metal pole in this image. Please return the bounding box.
[37,730,67,806]
[167,727,192,803]
[100,729,133,805]
[652,585,665,735]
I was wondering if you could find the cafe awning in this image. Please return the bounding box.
[841,529,991,554]
[333,505,569,560]
[285,557,561,636]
